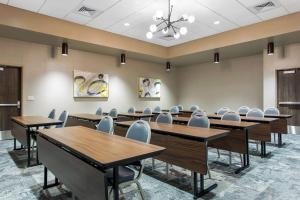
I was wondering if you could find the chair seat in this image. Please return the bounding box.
[106,166,135,185]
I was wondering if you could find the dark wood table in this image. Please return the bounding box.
[117,113,154,120]
[37,126,164,200]
[173,117,258,173]
[208,114,279,157]
[67,113,117,129]
[11,116,63,167]
[115,121,229,198]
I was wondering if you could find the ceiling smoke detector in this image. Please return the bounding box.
[249,0,281,14]
[75,5,101,18]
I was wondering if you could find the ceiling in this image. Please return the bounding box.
[1,0,300,47]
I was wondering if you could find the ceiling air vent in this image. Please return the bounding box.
[75,5,101,18]
[159,34,175,41]
[249,0,281,14]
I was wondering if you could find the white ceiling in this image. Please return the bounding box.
[1,0,300,47]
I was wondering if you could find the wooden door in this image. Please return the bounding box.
[277,68,300,126]
[0,66,21,132]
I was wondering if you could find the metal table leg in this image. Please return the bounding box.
[193,172,217,199]
[235,129,250,174]
[113,166,119,200]
[26,129,31,167]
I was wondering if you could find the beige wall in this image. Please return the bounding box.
[176,54,263,113]
[263,43,300,108]
[0,37,177,116]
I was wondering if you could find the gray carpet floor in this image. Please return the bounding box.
[1,134,300,200]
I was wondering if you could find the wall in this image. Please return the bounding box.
[176,54,263,113]
[0,37,177,116]
[263,43,300,108]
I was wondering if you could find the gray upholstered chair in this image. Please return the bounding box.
[156,112,173,124]
[109,108,118,118]
[190,105,200,111]
[264,107,280,116]
[106,120,151,200]
[220,112,243,165]
[95,107,103,115]
[191,109,207,117]
[155,112,172,174]
[217,107,230,115]
[177,105,183,111]
[187,115,211,179]
[154,106,161,112]
[56,110,68,128]
[169,106,179,113]
[44,109,56,129]
[237,106,250,115]
[188,115,210,128]
[264,107,280,143]
[142,107,152,122]
[96,116,114,134]
[246,108,264,118]
[128,106,136,113]
[221,111,241,122]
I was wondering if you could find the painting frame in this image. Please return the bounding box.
[138,77,161,98]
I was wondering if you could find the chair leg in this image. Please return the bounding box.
[229,151,232,166]
[207,164,212,179]
[166,163,169,178]
[136,182,145,200]
[239,154,243,166]
[152,158,155,170]
[256,141,259,152]
[273,133,276,144]
[217,149,220,158]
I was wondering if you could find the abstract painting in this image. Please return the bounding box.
[138,77,161,98]
[73,70,109,98]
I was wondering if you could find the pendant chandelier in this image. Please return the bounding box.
[146,0,195,40]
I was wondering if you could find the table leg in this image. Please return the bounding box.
[113,166,119,200]
[13,138,16,150]
[277,133,286,148]
[193,172,217,199]
[27,130,31,167]
[235,129,250,174]
[43,167,60,189]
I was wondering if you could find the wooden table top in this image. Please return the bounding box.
[38,126,165,168]
[152,111,180,115]
[69,113,117,121]
[207,114,278,123]
[173,117,258,129]
[115,121,229,141]
[239,113,292,118]
[11,116,62,127]
[118,113,154,118]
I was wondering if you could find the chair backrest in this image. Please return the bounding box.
[264,107,280,116]
[177,105,183,111]
[237,106,250,115]
[217,107,230,115]
[96,116,114,134]
[191,109,206,117]
[246,108,264,118]
[221,112,241,122]
[190,105,200,112]
[142,107,152,122]
[169,106,179,113]
[95,107,102,115]
[48,109,56,119]
[56,110,68,128]
[128,106,136,113]
[126,120,151,144]
[109,108,118,117]
[188,115,210,128]
[154,106,161,112]
[156,112,173,124]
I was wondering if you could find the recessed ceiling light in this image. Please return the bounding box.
[124,23,130,26]
[214,21,220,25]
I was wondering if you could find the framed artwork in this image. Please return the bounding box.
[138,77,161,98]
[73,70,109,98]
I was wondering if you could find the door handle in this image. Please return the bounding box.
[279,102,300,105]
[0,101,21,108]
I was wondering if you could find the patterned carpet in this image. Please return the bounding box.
[1,134,300,200]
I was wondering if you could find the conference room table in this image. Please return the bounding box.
[173,117,258,173]
[207,114,279,157]
[239,113,292,147]
[67,113,118,129]
[114,121,229,198]
[11,116,63,167]
[117,112,154,120]
[37,126,165,200]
